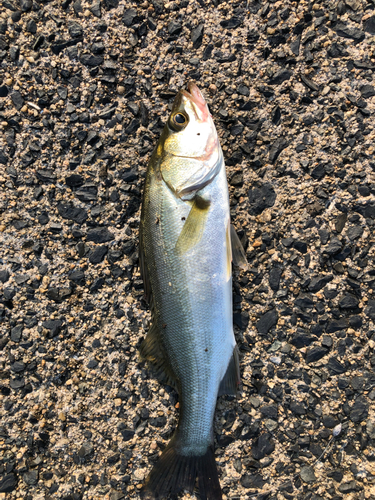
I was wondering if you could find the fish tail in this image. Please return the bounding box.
[140,438,222,500]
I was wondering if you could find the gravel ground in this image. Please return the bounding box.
[1,0,375,499]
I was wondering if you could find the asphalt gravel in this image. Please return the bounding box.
[0,0,375,499]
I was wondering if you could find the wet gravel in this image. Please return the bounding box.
[1,0,375,499]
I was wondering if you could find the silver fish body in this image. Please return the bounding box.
[140,82,241,500]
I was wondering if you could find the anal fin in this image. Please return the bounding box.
[218,346,241,397]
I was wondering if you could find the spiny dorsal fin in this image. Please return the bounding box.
[139,320,178,391]
[218,346,241,397]
[175,195,211,256]
[230,224,248,270]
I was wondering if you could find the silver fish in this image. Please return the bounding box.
[139,82,246,500]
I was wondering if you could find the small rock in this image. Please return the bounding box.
[78,441,94,457]
[89,245,108,264]
[0,474,17,493]
[23,470,38,486]
[252,433,275,460]
[300,466,316,483]
[257,309,278,334]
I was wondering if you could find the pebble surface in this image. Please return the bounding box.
[1,0,375,499]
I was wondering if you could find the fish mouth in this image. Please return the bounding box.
[180,81,209,121]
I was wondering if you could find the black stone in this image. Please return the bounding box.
[311,164,326,180]
[11,325,23,342]
[68,270,85,285]
[89,246,108,264]
[220,17,242,30]
[347,226,363,241]
[309,274,333,292]
[10,378,25,389]
[87,359,98,369]
[36,169,57,183]
[168,21,182,36]
[260,405,278,419]
[20,0,32,10]
[75,183,98,202]
[333,23,365,42]
[248,184,276,215]
[23,470,38,486]
[26,19,37,34]
[257,309,278,334]
[268,70,292,85]
[363,16,375,35]
[58,203,88,224]
[290,401,306,415]
[293,240,307,254]
[326,319,347,333]
[335,213,347,233]
[323,237,342,255]
[68,21,83,38]
[350,398,368,423]
[0,474,17,493]
[300,74,319,92]
[360,84,375,99]
[0,85,8,97]
[295,294,314,309]
[11,91,24,111]
[0,150,8,165]
[66,174,84,187]
[0,270,10,283]
[252,433,275,459]
[327,357,346,374]
[90,0,101,17]
[123,8,137,26]
[80,54,103,67]
[269,137,288,163]
[269,267,282,291]
[305,346,328,363]
[338,481,359,494]
[86,227,114,243]
[290,334,314,348]
[191,24,204,49]
[339,295,359,309]
[78,441,94,457]
[240,474,266,489]
[322,415,337,428]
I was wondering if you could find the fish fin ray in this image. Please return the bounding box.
[141,439,222,500]
[139,224,152,303]
[175,195,210,256]
[139,321,178,391]
[218,345,241,397]
[230,224,248,270]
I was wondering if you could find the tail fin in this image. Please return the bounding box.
[141,441,222,500]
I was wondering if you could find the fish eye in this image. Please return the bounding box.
[170,112,189,131]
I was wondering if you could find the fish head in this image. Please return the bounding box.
[158,82,221,198]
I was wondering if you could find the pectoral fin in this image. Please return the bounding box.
[230,224,248,270]
[175,195,211,255]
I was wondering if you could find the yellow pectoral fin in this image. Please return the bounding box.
[175,195,210,256]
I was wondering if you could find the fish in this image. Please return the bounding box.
[139,82,246,500]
